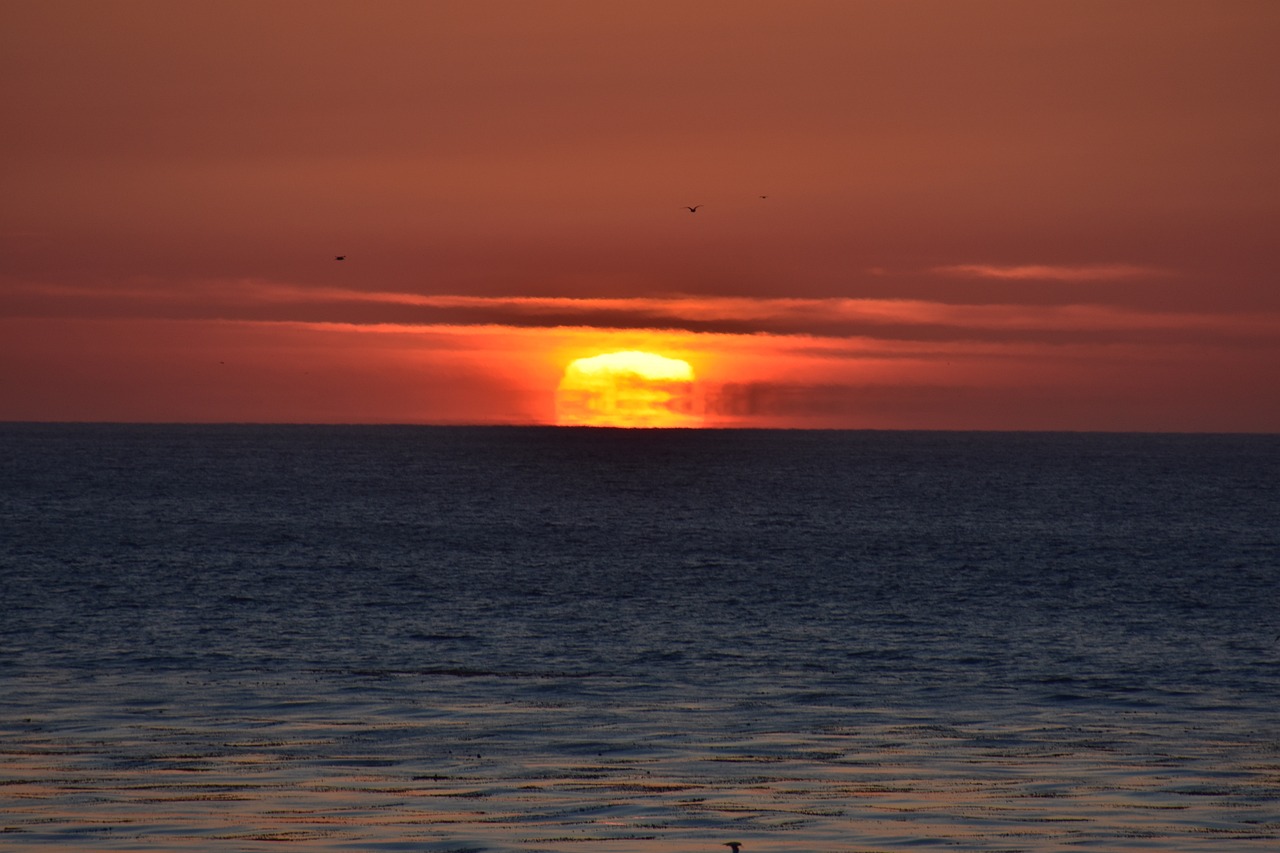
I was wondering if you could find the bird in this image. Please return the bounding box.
[724,843,743,853]
[759,195,768,199]
[683,205,703,213]
[335,255,346,261]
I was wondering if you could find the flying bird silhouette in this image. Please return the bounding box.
[683,205,703,212]
[335,255,346,261]
[724,843,743,853]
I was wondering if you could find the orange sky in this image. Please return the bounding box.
[2,0,1278,430]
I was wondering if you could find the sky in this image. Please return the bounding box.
[2,0,1278,430]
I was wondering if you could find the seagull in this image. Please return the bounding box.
[335,255,346,261]
[683,205,703,213]
[724,843,743,853]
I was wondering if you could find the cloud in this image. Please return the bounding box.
[222,285,1280,341]
[931,263,1171,281]
[5,277,1276,345]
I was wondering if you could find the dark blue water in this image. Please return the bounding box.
[2,425,1277,851]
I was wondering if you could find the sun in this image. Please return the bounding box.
[556,350,701,428]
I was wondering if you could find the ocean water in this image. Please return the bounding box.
[1,424,1277,852]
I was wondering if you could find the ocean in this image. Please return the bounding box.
[1,424,1277,852]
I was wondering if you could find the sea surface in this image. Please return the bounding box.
[1,424,1278,852]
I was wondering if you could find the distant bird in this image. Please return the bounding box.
[335,255,346,261]
[724,843,742,853]
[683,205,703,213]
[759,195,768,199]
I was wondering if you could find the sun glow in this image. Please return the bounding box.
[556,350,701,428]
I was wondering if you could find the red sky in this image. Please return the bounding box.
[3,0,1278,430]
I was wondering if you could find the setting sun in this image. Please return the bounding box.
[556,350,700,428]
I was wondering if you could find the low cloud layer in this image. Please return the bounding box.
[6,278,1274,347]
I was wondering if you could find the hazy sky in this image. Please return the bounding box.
[3,0,1278,429]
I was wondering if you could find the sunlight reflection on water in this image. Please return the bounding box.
[3,671,1277,851]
